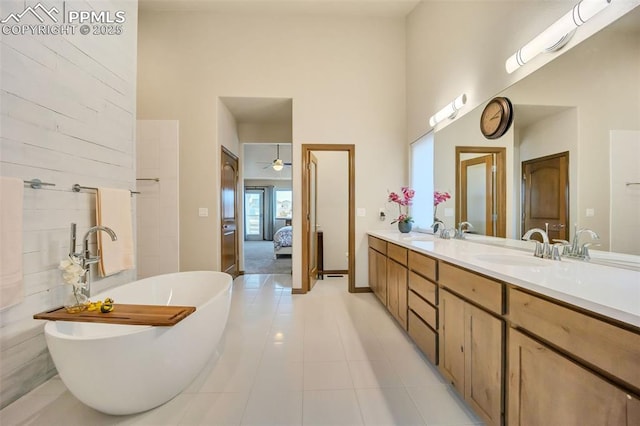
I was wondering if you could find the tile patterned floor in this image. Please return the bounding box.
[0,275,483,425]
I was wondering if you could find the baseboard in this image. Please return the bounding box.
[352,287,373,293]
[292,288,306,295]
[320,269,348,275]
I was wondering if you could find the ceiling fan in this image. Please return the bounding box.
[264,144,292,171]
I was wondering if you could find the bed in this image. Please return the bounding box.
[273,226,292,258]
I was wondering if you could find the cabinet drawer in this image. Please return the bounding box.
[409,311,438,365]
[439,262,503,315]
[408,251,437,281]
[387,243,408,266]
[409,290,437,330]
[409,271,437,305]
[368,236,387,255]
[509,288,640,390]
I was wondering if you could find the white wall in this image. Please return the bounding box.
[136,120,180,279]
[137,11,407,289]
[406,0,638,142]
[503,27,640,248]
[428,5,640,247]
[0,0,138,407]
[315,151,349,271]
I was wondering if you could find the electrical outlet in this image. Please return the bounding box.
[198,207,209,217]
[586,208,595,217]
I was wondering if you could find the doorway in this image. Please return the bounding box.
[455,147,506,237]
[521,152,569,241]
[300,144,356,294]
[244,187,273,241]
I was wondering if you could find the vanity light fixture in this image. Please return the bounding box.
[429,94,467,127]
[505,0,612,74]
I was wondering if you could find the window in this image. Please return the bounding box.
[275,189,292,219]
[410,132,435,231]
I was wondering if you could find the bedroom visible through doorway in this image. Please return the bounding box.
[242,143,293,275]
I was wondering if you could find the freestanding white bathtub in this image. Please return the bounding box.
[43,271,232,415]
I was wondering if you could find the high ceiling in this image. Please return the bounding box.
[221,97,292,126]
[138,0,421,18]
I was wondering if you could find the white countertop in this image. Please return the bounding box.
[368,230,640,328]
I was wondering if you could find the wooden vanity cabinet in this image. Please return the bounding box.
[439,263,504,426]
[367,237,387,305]
[367,238,408,330]
[508,328,638,426]
[507,288,640,425]
[407,251,439,364]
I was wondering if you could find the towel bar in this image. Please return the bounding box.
[23,178,56,189]
[72,184,141,195]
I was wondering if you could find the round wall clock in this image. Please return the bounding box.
[480,97,513,139]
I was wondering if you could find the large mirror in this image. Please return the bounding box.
[434,6,640,256]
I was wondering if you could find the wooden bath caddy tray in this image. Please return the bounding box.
[33,304,196,326]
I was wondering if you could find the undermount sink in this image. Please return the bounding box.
[401,235,434,241]
[474,254,551,267]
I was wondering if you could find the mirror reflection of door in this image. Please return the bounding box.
[244,189,265,241]
[456,147,506,237]
[460,155,493,235]
[522,152,569,241]
[308,152,319,291]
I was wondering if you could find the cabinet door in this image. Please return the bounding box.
[368,247,377,296]
[387,259,399,316]
[465,304,503,426]
[376,250,387,305]
[397,264,408,328]
[508,328,629,426]
[387,259,407,328]
[439,289,465,393]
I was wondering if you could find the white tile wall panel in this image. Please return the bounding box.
[0,0,138,408]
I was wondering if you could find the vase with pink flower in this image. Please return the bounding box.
[388,187,415,233]
[433,191,451,222]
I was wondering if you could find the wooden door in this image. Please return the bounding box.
[439,289,465,393]
[461,155,494,236]
[465,304,503,426]
[221,147,238,277]
[522,152,569,241]
[307,152,319,290]
[508,328,630,425]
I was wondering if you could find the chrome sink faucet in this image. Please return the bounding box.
[69,223,117,297]
[522,227,552,259]
[431,220,445,236]
[455,221,473,239]
[567,225,600,260]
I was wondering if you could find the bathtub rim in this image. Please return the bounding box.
[44,270,232,342]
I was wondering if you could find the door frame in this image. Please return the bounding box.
[300,144,356,294]
[460,155,494,236]
[455,146,506,238]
